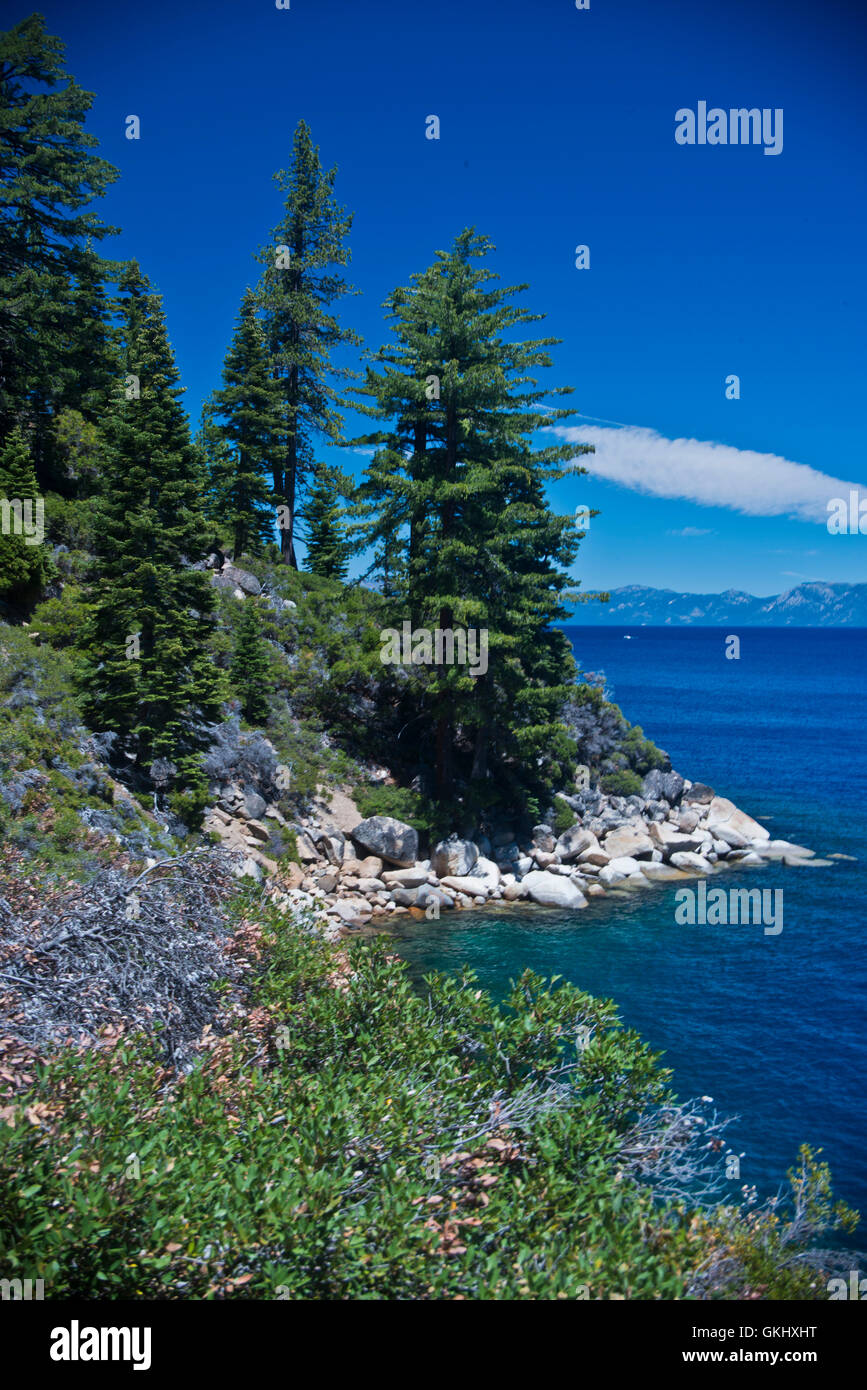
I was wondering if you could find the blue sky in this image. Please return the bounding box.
[29,0,867,595]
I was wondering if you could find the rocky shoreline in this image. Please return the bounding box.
[203,767,825,940]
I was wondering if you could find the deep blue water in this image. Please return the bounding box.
[381,627,867,1222]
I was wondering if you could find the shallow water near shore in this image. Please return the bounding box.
[379,626,867,1219]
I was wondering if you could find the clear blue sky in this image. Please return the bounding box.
[30,0,867,595]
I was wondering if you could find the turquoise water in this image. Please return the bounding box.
[380,627,867,1219]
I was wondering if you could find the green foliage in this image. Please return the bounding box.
[0,427,53,601]
[255,119,360,566]
[352,782,431,832]
[0,908,853,1300]
[206,288,281,558]
[350,229,591,816]
[230,601,272,724]
[0,16,120,489]
[166,757,211,831]
[600,769,644,798]
[552,795,576,836]
[304,460,351,581]
[77,264,225,782]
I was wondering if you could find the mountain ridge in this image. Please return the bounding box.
[567,580,867,626]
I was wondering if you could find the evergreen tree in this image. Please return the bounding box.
[0,425,52,600]
[209,288,281,559]
[230,601,271,724]
[0,15,120,489]
[354,229,594,811]
[78,264,224,785]
[256,119,359,567]
[304,460,351,581]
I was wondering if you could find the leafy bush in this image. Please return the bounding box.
[0,899,855,1300]
[600,769,644,798]
[552,795,576,836]
[353,782,431,832]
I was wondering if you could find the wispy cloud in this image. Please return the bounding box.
[555,423,865,524]
[667,526,714,537]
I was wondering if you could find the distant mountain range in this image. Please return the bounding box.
[567,581,867,626]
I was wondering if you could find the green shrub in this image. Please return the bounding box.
[600,769,643,798]
[51,807,82,851]
[552,795,576,836]
[0,901,854,1301]
[353,782,430,832]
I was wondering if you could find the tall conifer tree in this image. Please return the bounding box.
[0,15,119,488]
[79,264,224,785]
[0,425,52,600]
[209,288,280,559]
[256,120,359,566]
[354,229,594,811]
[305,461,351,581]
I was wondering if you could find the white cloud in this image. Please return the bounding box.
[667,526,714,537]
[555,423,865,524]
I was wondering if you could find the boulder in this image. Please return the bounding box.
[641,768,685,804]
[533,849,558,869]
[245,819,271,843]
[669,851,715,874]
[390,887,418,907]
[244,791,267,821]
[382,868,429,888]
[753,839,814,860]
[440,874,491,897]
[416,884,454,911]
[521,870,587,909]
[357,855,384,878]
[639,862,689,881]
[221,563,262,596]
[356,877,387,894]
[599,856,643,885]
[233,856,263,883]
[649,822,703,854]
[351,815,419,867]
[314,828,345,866]
[468,856,501,891]
[577,842,609,867]
[294,831,321,863]
[432,836,479,878]
[555,825,599,863]
[503,880,529,901]
[332,898,372,925]
[315,872,338,893]
[705,796,770,846]
[603,823,655,860]
[683,781,714,805]
[676,808,701,833]
[532,824,557,853]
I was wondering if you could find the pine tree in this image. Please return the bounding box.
[209,288,281,560]
[354,229,594,811]
[304,461,351,581]
[256,120,359,567]
[0,425,52,600]
[230,601,271,724]
[78,264,224,785]
[0,15,120,490]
